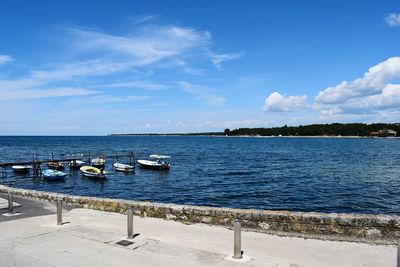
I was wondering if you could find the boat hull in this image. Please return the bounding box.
[91,158,105,167]
[137,160,170,170]
[47,162,65,170]
[12,166,32,172]
[80,166,106,179]
[114,163,134,172]
[69,160,85,169]
[43,170,67,181]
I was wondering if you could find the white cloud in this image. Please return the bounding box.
[263,92,308,112]
[96,81,168,90]
[332,83,400,113]
[200,94,226,105]
[385,13,400,27]
[67,24,241,70]
[183,67,204,75]
[0,54,13,65]
[315,57,400,104]
[0,78,45,90]
[318,106,343,116]
[309,58,400,116]
[30,60,130,81]
[131,15,159,25]
[208,52,243,69]
[0,87,98,100]
[88,94,150,103]
[69,25,211,66]
[179,81,226,105]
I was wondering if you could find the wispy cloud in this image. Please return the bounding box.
[183,67,204,76]
[88,94,150,103]
[179,81,226,105]
[65,23,241,71]
[68,25,212,66]
[0,54,13,65]
[30,60,131,81]
[385,13,400,27]
[0,87,98,101]
[208,52,243,69]
[0,78,45,90]
[0,19,243,134]
[96,81,168,90]
[131,15,160,25]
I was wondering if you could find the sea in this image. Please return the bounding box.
[0,135,399,215]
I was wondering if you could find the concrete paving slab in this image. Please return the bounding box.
[0,193,72,223]
[0,206,396,267]
[0,197,21,210]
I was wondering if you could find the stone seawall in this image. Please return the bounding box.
[1,185,399,244]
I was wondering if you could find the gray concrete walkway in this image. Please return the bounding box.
[0,193,71,222]
[0,198,397,266]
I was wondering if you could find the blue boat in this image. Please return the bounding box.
[42,169,68,181]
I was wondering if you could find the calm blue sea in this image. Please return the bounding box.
[0,136,399,215]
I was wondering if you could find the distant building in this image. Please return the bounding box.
[369,131,380,137]
[378,129,397,137]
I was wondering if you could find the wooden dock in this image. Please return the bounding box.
[0,151,135,178]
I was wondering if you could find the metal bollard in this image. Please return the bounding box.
[57,197,63,225]
[8,192,13,214]
[233,218,242,259]
[397,243,400,267]
[127,207,134,239]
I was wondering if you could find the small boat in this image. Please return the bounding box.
[80,166,106,179]
[47,161,65,170]
[42,169,68,181]
[137,154,170,170]
[149,154,171,160]
[137,160,170,170]
[91,157,105,167]
[113,163,134,172]
[69,160,85,169]
[12,165,32,172]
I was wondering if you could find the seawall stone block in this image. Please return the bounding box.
[1,185,399,244]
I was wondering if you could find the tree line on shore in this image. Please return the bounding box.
[224,123,400,137]
[110,123,399,137]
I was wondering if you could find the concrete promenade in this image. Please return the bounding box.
[0,195,397,267]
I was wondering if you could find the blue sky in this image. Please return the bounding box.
[0,0,400,135]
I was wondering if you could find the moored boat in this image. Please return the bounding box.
[80,166,106,179]
[137,154,170,170]
[12,165,32,173]
[149,155,171,160]
[47,161,65,170]
[91,157,105,167]
[113,163,134,172]
[42,169,68,181]
[69,160,85,169]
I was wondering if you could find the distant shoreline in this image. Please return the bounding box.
[109,134,398,139]
[109,122,399,138]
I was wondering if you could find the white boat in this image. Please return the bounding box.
[113,163,134,172]
[80,166,106,179]
[43,169,68,181]
[137,155,171,171]
[69,160,85,169]
[91,157,105,167]
[46,161,65,170]
[149,154,171,160]
[12,165,32,172]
